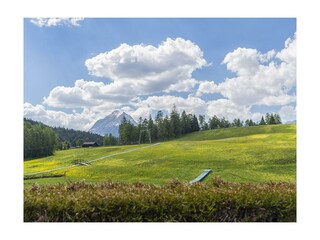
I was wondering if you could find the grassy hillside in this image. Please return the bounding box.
[24,124,296,186]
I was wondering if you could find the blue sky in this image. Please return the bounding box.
[24,18,296,130]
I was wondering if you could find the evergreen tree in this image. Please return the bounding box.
[232,118,242,127]
[148,115,157,142]
[119,117,132,144]
[155,111,165,141]
[202,122,209,130]
[163,116,172,140]
[220,117,230,128]
[24,120,58,159]
[191,115,200,132]
[274,114,282,124]
[265,113,271,124]
[169,105,181,137]
[76,139,84,147]
[198,115,206,130]
[139,118,149,143]
[209,115,220,129]
[104,134,118,146]
[245,119,255,126]
[186,114,194,133]
[180,110,188,134]
[259,116,266,125]
[269,113,276,125]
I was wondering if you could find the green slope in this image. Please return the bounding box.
[24,124,296,185]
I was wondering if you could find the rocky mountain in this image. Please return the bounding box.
[89,110,137,137]
[285,120,297,124]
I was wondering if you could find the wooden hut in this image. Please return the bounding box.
[82,142,99,148]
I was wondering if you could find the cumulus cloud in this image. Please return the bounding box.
[213,34,296,107]
[30,18,84,27]
[85,38,207,95]
[206,99,262,122]
[133,95,207,117]
[24,102,94,130]
[164,78,199,93]
[222,48,260,76]
[42,38,208,122]
[257,94,296,106]
[278,105,296,123]
[276,34,296,64]
[43,79,131,108]
[196,80,219,96]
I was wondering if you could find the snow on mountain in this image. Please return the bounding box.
[89,110,137,137]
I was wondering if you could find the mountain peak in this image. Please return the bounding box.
[89,111,137,137]
[110,109,123,117]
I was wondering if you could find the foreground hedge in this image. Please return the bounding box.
[24,178,296,222]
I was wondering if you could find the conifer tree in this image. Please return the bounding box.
[191,115,200,132]
[169,105,181,137]
[274,114,282,124]
[269,113,276,125]
[259,116,266,125]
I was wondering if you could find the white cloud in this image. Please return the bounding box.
[276,34,296,89]
[206,99,261,122]
[85,38,207,95]
[222,48,260,76]
[129,106,154,121]
[40,38,206,118]
[196,80,218,96]
[278,105,296,123]
[43,79,131,108]
[164,78,199,93]
[24,102,94,130]
[133,95,207,117]
[259,49,276,63]
[30,18,84,27]
[276,34,296,64]
[257,94,296,106]
[214,34,296,107]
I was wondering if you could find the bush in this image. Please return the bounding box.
[24,177,296,222]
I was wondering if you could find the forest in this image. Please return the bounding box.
[24,118,103,159]
[24,120,58,159]
[108,106,282,145]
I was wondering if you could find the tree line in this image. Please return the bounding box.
[24,120,58,159]
[115,106,200,145]
[103,106,282,146]
[24,118,104,159]
[52,126,103,148]
[202,112,282,130]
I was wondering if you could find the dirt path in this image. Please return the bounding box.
[24,143,161,176]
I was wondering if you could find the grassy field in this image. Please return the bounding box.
[24,124,296,186]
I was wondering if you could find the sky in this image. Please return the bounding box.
[24,18,296,131]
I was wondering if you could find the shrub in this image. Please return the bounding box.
[24,177,296,222]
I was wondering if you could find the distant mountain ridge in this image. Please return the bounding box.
[285,120,296,124]
[89,110,137,137]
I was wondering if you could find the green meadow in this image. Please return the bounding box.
[24,124,296,186]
